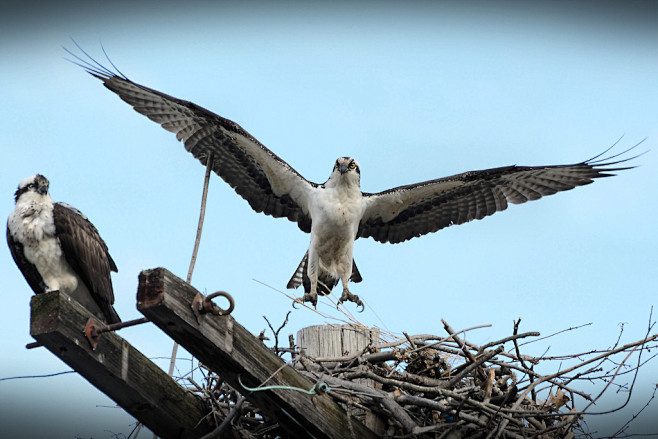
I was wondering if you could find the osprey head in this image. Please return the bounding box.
[333,157,360,175]
[327,157,361,187]
[14,174,50,203]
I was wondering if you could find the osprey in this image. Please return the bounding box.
[7,174,121,324]
[72,52,638,309]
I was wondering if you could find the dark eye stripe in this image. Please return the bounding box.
[14,186,29,202]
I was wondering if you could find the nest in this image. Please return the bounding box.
[180,315,657,439]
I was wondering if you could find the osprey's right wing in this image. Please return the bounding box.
[6,225,44,295]
[70,48,315,233]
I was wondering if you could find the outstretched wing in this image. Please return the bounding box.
[53,203,120,323]
[70,49,315,233]
[359,147,641,244]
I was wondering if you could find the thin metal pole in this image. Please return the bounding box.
[27,317,150,350]
[100,317,149,333]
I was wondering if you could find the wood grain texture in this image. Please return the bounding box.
[136,267,377,439]
[298,324,385,434]
[29,290,213,439]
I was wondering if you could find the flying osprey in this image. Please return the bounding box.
[7,174,121,324]
[71,52,638,310]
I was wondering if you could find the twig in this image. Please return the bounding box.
[497,334,658,437]
[199,395,246,439]
[381,395,418,433]
[263,311,291,355]
[442,319,487,381]
[512,319,536,402]
[518,322,593,347]
[445,346,503,388]
[478,330,541,354]
[179,313,658,438]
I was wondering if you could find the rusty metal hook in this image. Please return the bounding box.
[191,291,234,324]
[204,291,235,316]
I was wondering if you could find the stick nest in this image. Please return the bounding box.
[182,315,657,439]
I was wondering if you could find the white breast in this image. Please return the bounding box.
[311,185,363,231]
[8,200,79,294]
[308,185,364,272]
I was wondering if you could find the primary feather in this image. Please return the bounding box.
[69,46,641,309]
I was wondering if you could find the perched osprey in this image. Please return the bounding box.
[7,174,121,324]
[72,52,638,309]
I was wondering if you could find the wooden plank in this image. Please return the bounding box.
[29,291,215,439]
[136,267,377,439]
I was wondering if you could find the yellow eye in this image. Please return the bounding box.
[349,163,355,169]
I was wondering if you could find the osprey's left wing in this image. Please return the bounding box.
[73,53,315,233]
[359,151,638,244]
[53,203,120,323]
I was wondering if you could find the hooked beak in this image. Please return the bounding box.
[37,184,49,195]
[338,164,348,175]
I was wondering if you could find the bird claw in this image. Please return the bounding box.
[337,291,364,313]
[292,293,318,309]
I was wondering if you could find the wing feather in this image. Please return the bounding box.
[6,224,45,295]
[359,150,640,244]
[74,53,315,233]
[53,203,120,323]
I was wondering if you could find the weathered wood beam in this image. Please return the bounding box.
[136,267,377,439]
[30,291,215,439]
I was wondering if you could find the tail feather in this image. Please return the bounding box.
[316,272,337,296]
[350,260,363,283]
[286,252,307,289]
[287,252,363,295]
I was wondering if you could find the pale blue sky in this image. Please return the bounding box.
[1,1,657,437]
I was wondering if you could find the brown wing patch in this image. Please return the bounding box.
[6,225,46,294]
[53,203,120,323]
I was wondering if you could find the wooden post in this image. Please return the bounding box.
[29,290,216,439]
[297,324,380,358]
[298,325,386,434]
[136,267,377,439]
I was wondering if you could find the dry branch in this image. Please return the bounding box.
[149,291,656,439]
[177,317,657,438]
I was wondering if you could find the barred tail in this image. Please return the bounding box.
[287,252,362,295]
